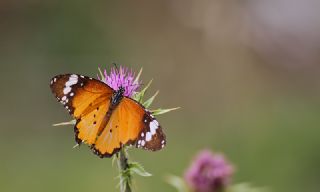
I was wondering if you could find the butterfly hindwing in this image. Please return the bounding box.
[122,98,166,151]
[135,110,166,151]
[50,74,112,116]
[92,97,166,157]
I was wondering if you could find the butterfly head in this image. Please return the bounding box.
[118,86,125,95]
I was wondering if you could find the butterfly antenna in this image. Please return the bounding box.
[112,62,119,73]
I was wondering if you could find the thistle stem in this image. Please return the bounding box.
[118,147,132,192]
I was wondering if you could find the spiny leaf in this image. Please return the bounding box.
[134,68,143,85]
[72,143,80,149]
[143,90,159,108]
[129,162,152,177]
[152,107,180,116]
[53,119,76,126]
[98,67,105,80]
[133,79,153,103]
[117,173,132,192]
[112,155,117,167]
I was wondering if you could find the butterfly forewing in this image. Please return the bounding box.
[121,98,166,151]
[50,74,113,117]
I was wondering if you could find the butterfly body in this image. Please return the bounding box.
[111,86,125,106]
[50,74,166,158]
[94,86,125,138]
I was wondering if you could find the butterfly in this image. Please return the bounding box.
[50,74,166,158]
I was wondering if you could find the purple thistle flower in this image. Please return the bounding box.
[184,150,234,192]
[98,66,140,97]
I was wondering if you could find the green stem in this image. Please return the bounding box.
[118,147,132,192]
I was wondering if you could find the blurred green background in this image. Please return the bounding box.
[1,1,320,192]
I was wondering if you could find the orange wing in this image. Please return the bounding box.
[92,97,166,157]
[50,74,113,145]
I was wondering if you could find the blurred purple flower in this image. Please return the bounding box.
[98,66,140,97]
[184,150,234,192]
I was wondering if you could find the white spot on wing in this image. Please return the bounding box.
[65,75,78,86]
[63,86,71,94]
[65,79,77,86]
[63,75,78,95]
[146,132,152,142]
[149,120,159,135]
[141,140,145,146]
[70,74,78,79]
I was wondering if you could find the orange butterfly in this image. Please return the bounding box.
[50,74,166,158]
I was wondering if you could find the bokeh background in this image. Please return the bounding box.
[1,1,320,192]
